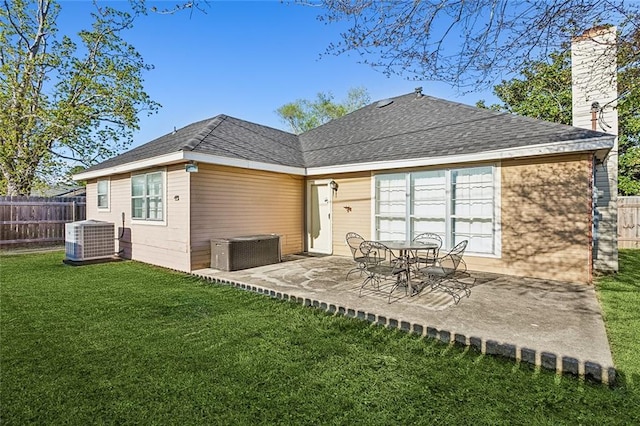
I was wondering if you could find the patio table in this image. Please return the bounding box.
[376,240,439,296]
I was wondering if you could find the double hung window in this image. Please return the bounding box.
[97,179,109,209]
[131,171,164,221]
[375,166,497,254]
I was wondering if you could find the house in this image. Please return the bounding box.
[74,29,619,285]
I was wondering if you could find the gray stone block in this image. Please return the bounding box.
[388,318,399,329]
[541,352,557,371]
[607,367,617,386]
[357,310,366,320]
[367,313,376,323]
[347,309,356,318]
[562,357,579,376]
[521,347,536,365]
[485,340,499,355]
[400,321,411,332]
[426,327,438,339]
[320,302,327,310]
[499,343,517,359]
[584,361,603,382]
[304,298,312,306]
[454,333,467,346]
[413,324,424,335]
[312,300,319,308]
[338,306,346,315]
[439,330,451,343]
[469,336,482,351]
[377,316,387,326]
[328,304,336,313]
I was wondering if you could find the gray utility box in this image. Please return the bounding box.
[211,234,281,271]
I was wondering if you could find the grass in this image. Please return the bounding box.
[596,249,640,390]
[1,251,639,425]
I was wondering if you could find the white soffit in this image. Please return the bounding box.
[184,152,306,175]
[73,151,307,180]
[73,152,185,180]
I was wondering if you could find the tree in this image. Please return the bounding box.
[475,51,572,125]
[476,35,639,195]
[318,1,639,90]
[0,0,159,195]
[276,87,370,134]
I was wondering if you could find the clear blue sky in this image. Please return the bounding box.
[58,1,498,149]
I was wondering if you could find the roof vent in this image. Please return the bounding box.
[415,87,423,98]
[376,99,393,108]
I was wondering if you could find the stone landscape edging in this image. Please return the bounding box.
[193,273,616,385]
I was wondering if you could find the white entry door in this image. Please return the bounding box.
[307,181,332,254]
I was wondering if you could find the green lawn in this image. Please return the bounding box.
[1,250,639,425]
[596,250,640,390]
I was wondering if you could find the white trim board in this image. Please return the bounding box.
[306,137,614,175]
[74,136,614,181]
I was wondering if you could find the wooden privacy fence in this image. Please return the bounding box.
[618,196,640,249]
[0,196,86,246]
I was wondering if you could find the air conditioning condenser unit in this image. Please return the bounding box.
[65,220,115,261]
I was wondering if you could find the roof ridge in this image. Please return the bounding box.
[229,116,300,149]
[204,116,301,165]
[181,115,227,151]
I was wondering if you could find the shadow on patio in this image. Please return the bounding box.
[193,254,615,383]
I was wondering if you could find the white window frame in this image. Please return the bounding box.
[372,165,501,257]
[131,170,166,223]
[97,179,110,210]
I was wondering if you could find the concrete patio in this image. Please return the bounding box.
[193,254,615,383]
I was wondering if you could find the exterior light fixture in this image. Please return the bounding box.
[329,180,338,194]
[185,161,198,173]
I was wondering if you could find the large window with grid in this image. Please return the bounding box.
[131,171,164,221]
[375,166,497,254]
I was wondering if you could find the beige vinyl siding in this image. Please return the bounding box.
[319,172,373,256]
[190,164,304,270]
[463,154,592,283]
[85,164,191,271]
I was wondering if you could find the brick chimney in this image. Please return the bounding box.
[571,26,618,273]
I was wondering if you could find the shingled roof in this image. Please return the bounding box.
[78,91,613,178]
[298,92,612,168]
[82,114,304,173]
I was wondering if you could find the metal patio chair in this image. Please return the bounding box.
[409,232,443,271]
[345,232,367,279]
[359,240,409,303]
[414,240,473,304]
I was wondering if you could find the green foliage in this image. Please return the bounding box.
[481,51,573,125]
[1,251,639,424]
[616,29,640,195]
[477,33,640,195]
[276,87,370,134]
[0,0,159,195]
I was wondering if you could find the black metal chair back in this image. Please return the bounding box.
[412,232,443,268]
[345,232,366,279]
